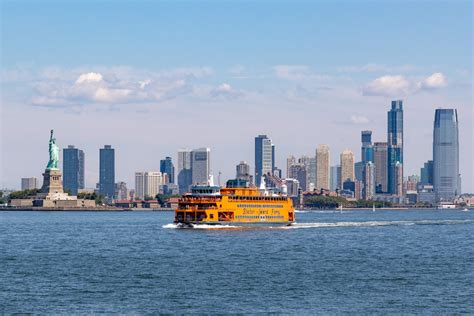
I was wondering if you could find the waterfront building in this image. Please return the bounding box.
[387,100,404,194]
[315,145,330,190]
[363,161,375,200]
[361,130,374,163]
[236,161,251,182]
[21,177,37,190]
[330,165,341,191]
[374,142,388,193]
[283,178,300,197]
[135,171,164,199]
[99,145,115,199]
[160,157,175,184]
[63,145,85,195]
[394,161,403,197]
[340,149,355,188]
[177,149,192,194]
[433,108,460,201]
[420,160,434,185]
[286,155,296,178]
[255,135,274,187]
[309,157,316,188]
[404,175,419,193]
[288,164,307,192]
[354,161,364,182]
[191,148,211,185]
[114,181,128,200]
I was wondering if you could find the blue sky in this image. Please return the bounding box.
[1,0,473,191]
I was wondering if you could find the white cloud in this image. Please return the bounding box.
[210,83,243,98]
[338,63,416,73]
[417,72,447,90]
[349,115,369,124]
[26,66,214,107]
[362,72,448,96]
[362,75,411,96]
[75,72,103,84]
[274,65,311,80]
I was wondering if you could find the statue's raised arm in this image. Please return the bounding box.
[46,129,59,170]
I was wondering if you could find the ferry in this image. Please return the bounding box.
[174,178,295,227]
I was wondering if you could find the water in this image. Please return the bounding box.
[1,209,473,314]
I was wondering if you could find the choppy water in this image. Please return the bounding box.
[1,209,473,314]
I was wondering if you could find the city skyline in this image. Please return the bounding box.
[1,1,472,192]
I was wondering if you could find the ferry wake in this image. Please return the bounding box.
[174,177,295,227]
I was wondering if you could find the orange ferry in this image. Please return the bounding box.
[174,179,295,226]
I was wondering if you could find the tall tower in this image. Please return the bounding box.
[255,135,274,187]
[340,149,355,188]
[236,161,251,182]
[433,109,460,201]
[63,145,85,195]
[373,142,388,193]
[361,130,374,163]
[99,145,115,199]
[363,161,375,200]
[315,144,330,190]
[387,100,404,194]
[177,149,192,194]
[191,148,211,185]
[160,156,175,184]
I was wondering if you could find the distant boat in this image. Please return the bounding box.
[462,208,469,212]
[339,205,343,213]
[372,204,376,212]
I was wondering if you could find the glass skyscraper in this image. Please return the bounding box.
[63,145,85,195]
[433,109,460,201]
[255,135,274,187]
[99,145,115,199]
[177,149,192,194]
[191,148,211,185]
[387,100,403,195]
[361,130,374,163]
[160,156,175,184]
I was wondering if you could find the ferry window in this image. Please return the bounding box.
[210,214,214,219]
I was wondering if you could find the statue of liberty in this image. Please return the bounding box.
[46,129,59,170]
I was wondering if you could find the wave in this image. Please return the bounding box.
[282,219,474,229]
[162,223,242,229]
[163,219,473,230]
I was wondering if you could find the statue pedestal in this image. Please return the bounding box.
[39,169,64,198]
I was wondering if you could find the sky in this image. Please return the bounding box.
[1,0,473,192]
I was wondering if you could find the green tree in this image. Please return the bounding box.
[8,189,40,200]
[303,195,348,209]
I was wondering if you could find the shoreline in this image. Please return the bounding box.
[0,207,175,212]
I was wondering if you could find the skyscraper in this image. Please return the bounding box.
[63,145,85,195]
[236,161,251,182]
[433,108,460,201]
[330,165,341,191]
[394,161,403,197]
[286,155,296,178]
[315,144,330,190]
[99,145,115,198]
[160,157,175,184]
[374,142,388,193]
[177,149,192,194]
[135,171,164,199]
[21,177,37,190]
[387,100,403,194]
[114,181,128,200]
[420,160,434,185]
[363,161,375,200]
[255,135,274,187]
[361,130,374,163]
[340,149,355,188]
[288,164,307,191]
[191,148,211,185]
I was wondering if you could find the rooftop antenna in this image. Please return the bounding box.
[218,171,222,187]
